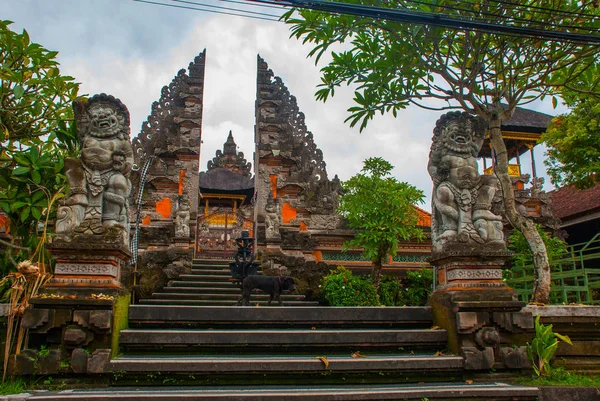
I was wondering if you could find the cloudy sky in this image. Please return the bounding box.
[2,0,562,210]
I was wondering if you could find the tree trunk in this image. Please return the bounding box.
[372,258,383,290]
[488,115,551,304]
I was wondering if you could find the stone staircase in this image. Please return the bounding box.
[138,258,318,306]
[98,305,539,400]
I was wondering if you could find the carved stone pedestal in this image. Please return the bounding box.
[431,249,512,290]
[45,233,131,296]
[429,253,533,372]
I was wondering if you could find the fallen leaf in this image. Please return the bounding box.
[430,325,441,330]
[433,351,444,356]
[410,351,415,355]
[317,356,329,369]
[351,352,366,358]
[311,327,317,330]
[465,380,474,385]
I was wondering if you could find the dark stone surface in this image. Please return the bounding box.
[90,310,112,331]
[462,346,494,370]
[128,305,434,325]
[10,349,38,375]
[430,288,532,371]
[109,354,464,373]
[87,349,111,374]
[63,327,88,346]
[499,346,530,369]
[121,249,191,299]
[71,348,88,374]
[539,386,600,401]
[119,328,447,346]
[37,349,61,375]
[0,383,541,400]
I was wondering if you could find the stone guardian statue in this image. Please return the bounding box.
[428,112,504,254]
[56,94,133,247]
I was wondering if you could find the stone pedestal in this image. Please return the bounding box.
[429,251,534,371]
[431,249,512,290]
[45,232,131,296]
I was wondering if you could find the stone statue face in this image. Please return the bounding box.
[89,104,124,138]
[441,120,475,154]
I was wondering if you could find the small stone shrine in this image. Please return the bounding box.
[428,111,533,372]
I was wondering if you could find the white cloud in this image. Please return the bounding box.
[2,0,559,211]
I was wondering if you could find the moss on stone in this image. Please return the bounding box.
[112,293,130,358]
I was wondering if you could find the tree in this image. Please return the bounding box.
[543,95,600,189]
[283,1,600,303]
[338,157,425,286]
[0,20,80,273]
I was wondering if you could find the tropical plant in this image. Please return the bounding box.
[321,266,379,306]
[543,95,600,189]
[527,314,572,377]
[0,20,80,272]
[283,0,600,303]
[509,226,568,269]
[338,157,425,287]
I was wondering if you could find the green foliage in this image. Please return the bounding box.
[0,20,80,272]
[379,276,404,306]
[543,95,600,189]
[338,157,425,273]
[517,367,600,387]
[527,315,572,377]
[322,266,433,306]
[0,20,79,146]
[508,225,567,268]
[38,345,50,358]
[284,2,600,131]
[402,268,434,306]
[0,378,26,395]
[321,266,379,306]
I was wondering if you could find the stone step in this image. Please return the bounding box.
[119,328,447,348]
[128,306,434,328]
[150,293,305,301]
[6,383,540,400]
[189,269,232,275]
[170,281,239,288]
[109,354,464,374]
[156,286,242,294]
[137,299,320,306]
[193,259,229,265]
[179,274,235,281]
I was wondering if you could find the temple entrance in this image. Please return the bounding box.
[195,196,254,259]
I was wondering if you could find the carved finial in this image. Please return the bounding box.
[224,130,237,156]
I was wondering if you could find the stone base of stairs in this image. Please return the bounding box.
[2,383,539,400]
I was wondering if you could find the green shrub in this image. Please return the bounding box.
[321,266,379,306]
[321,266,434,306]
[403,268,433,306]
[379,276,405,306]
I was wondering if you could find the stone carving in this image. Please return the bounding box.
[428,112,504,253]
[446,268,503,281]
[56,94,133,247]
[207,131,252,177]
[264,196,281,240]
[54,263,119,277]
[174,200,191,238]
